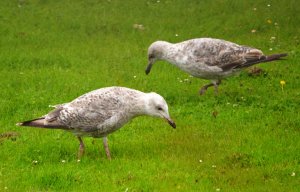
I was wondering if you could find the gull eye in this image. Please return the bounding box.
[149,54,155,59]
[157,106,163,111]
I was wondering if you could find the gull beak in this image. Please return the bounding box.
[164,117,176,129]
[145,62,153,75]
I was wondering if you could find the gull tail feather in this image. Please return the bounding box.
[16,117,65,129]
[265,53,288,61]
[241,53,288,68]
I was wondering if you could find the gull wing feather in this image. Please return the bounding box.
[187,38,286,71]
[57,88,125,132]
[189,38,254,68]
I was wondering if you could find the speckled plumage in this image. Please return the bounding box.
[48,87,145,137]
[17,86,176,159]
[146,38,287,94]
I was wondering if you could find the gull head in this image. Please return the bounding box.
[145,41,169,75]
[144,92,176,128]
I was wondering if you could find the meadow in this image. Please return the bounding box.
[0,0,299,191]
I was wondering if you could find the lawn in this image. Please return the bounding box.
[0,0,299,191]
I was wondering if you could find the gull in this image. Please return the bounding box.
[17,86,176,159]
[145,38,287,95]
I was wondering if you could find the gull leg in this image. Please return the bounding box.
[213,80,222,95]
[199,83,214,95]
[77,137,85,159]
[103,137,111,160]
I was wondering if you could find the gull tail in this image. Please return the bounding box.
[264,53,288,62]
[17,117,47,128]
[242,53,288,68]
[221,53,288,71]
[16,117,65,129]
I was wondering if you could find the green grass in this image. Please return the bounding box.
[1,0,300,191]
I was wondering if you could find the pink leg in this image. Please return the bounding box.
[199,80,221,95]
[213,80,222,95]
[103,137,111,160]
[77,137,85,159]
[199,83,214,95]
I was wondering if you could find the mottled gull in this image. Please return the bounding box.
[17,86,176,159]
[145,38,287,95]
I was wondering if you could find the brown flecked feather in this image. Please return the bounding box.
[239,53,288,68]
[222,53,287,71]
[16,117,66,129]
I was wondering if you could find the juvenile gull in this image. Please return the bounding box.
[145,38,287,95]
[17,86,176,159]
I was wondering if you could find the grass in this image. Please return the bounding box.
[0,0,300,191]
